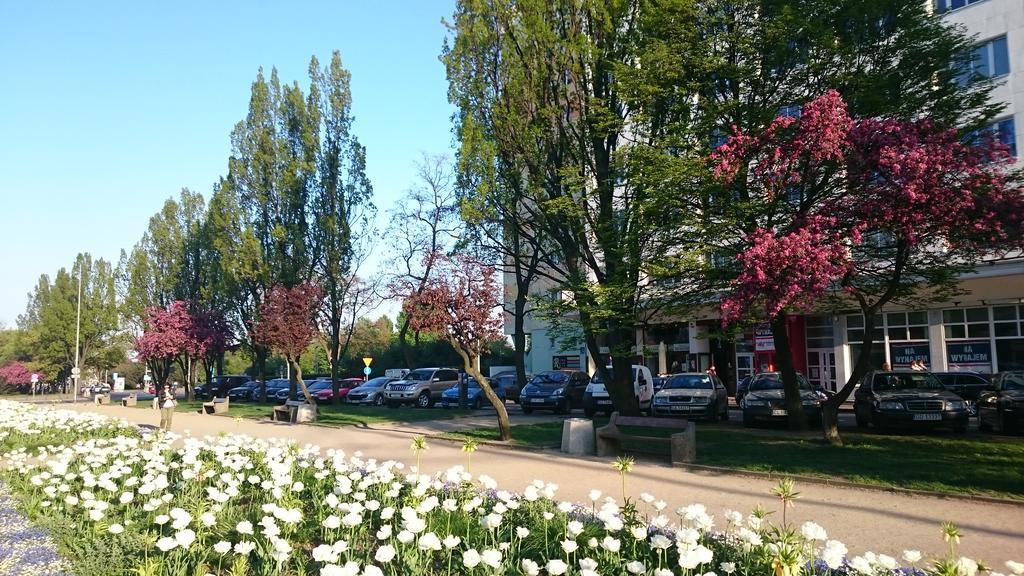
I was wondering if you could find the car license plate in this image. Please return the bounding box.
[597,400,611,406]
[913,413,941,421]
[671,406,686,412]
[531,398,545,404]
[771,409,788,416]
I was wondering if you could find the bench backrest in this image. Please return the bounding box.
[610,413,688,430]
[212,397,228,403]
[284,400,306,407]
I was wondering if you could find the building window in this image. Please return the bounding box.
[934,0,985,13]
[885,311,929,342]
[806,316,834,349]
[957,36,1010,85]
[994,117,1017,157]
[993,305,1024,338]
[943,307,990,339]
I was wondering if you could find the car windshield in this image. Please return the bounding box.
[406,370,434,381]
[363,377,391,388]
[750,374,811,391]
[308,381,333,391]
[1002,372,1024,390]
[872,372,945,391]
[664,375,712,390]
[532,372,569,385]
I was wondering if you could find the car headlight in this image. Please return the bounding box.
[550,388,565,396]
[946,400,965,411]
[879,401,904,410]
[743,399,767,407]
[655,396,667,404]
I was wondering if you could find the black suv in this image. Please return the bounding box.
[519,370,590,414]
[978,371,1024,433]
[854,371,969,433]
[195,375,251,400]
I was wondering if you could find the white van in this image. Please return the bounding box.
[583,365,654,417]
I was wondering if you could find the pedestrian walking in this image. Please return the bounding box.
[670,360,681,374]
[159,381,177,431]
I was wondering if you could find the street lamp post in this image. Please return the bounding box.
[72,259,82,404]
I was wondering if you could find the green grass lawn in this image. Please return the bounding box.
[144,400,471,427]
[442,422,1024,499]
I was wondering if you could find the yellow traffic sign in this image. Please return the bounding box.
[362,357,373,367]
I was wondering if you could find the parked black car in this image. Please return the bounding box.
[932,371,991,415]
[519,370,590,414]
[741,372,825,427]
[227,380,261,402]
[854,371,969,433]
[978,371,1024,433]
[195,375,251,400]
[253,378,290,402]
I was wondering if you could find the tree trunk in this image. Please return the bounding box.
[821,311,881,446]
[512,291,529,390]
[292,358,315,406]
[602,326,641,416]
[398,316,414,369]
[457,347,511,441]
[771,314,807,431]
[256,346,268,402]
[330,332,341,406]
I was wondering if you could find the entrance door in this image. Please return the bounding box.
[736,353,754,384]
[807,350,837,392]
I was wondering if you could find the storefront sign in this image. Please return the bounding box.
[889,343,930,368]
[552,356,581,370]
[946,341,991,370]
[755,325,774,352]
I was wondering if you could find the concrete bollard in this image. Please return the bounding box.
[561,418,595,455]
[669,426,696,464]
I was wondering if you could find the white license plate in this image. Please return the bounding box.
[597,400,611,406]
[771,409,788,416]
[913,413,941,421]
[671,406,687,412]
[531,398,545,404]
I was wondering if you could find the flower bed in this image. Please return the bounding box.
[0,483,70,575]
[0,400,1020,576]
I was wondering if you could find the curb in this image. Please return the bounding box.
[671,462,1024,508]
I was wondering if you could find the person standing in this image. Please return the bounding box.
[159,381,177,431]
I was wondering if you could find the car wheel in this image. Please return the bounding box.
[855,408,869,429]
[373,395,384,407]
[472,397,482,410]
[742,412,754,427]
[522,406,534,415]
[416,392,431,409]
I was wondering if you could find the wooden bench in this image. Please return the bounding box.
[202,397,229,415]
[121,393,138,407]
[93,394,110,405]
[272,400,316,423]
[596,412,695,464]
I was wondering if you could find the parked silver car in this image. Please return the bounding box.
[383,368,460,408]
[652,372,729,421]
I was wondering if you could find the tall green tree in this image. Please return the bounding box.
[308,52,376,403]
[19,254,121,385]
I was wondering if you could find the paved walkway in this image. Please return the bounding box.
[59,402,1024,567]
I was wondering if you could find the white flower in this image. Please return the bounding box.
[516,526,530,539]
[108,523,124,534]
[376,525,392,540]
[154,514,170,526]
[626,560,646,574]
[175,529,196,548]
[587,537,598,548]
[374,545,396,564]
[956,557,979,576]
[542,512,554,521]
[88,509,104,521]
[396,530,414,544]
[463,549,481,568]
[482,513,502,530]
[903,550,922,564]
[654,569,674,576]
[567,520,585,538]
[323,515,342,529]
[1007,561,1024,576]
[200,512,216,527]
[849,556,872,575]
[630,524,647,539]
[579,558,598,571]
[877,554,897,570]
[720,562,736,574]
[589,489,602,501]
[601,536,621,552]
[156,536,178,552]
[214,541,231,554]
[418,532,442,551]
[822,540,848,570]
[561,540,578,554]
[800,521,827,541]
[650,534,672,550]
[521,558,540,576]
[481,549,502,568]
[313,544,339,563]
[236,520,254,534]
[546,559,568,575]
[443,535,461,549]
[234,541,256,555]
[362,566,383,576]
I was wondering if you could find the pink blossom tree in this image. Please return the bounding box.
[402,253,511,441]
[135,301,193,395]
[714,90,1023,443]
[252,283,323,406]
[0,362,34,392]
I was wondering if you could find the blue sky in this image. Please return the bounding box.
[0,1,456,327]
